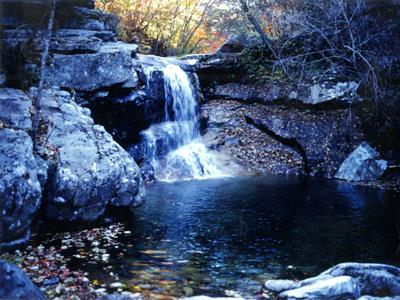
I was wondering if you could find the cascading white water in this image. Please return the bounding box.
[140,63,226,181]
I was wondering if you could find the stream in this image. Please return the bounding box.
[65,176,400,298]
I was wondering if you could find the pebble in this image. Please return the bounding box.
[110,282,124,288]
[101,254,110,261]
[43,277,60,286]
[95,288,107,294]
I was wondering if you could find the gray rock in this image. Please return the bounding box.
[0,260,46,300]
[2,28,115,46]
[335,143,388,182]
[212,83,287,103]
[182,53,242,88]
[267,263,400,300]
[2,29,106,54]
[1,0,94,7]
[217,34,261,54]
[0,129,42,248]
[358,296,400,300]
[44,35,103,53]
[304,81,360,105]
[32,88,144,222]
[72,7,119,33]
[0,89,41,248]
[218,38,245,54]
[264,279,301,293]
[99,292,143,300]
[1,0,95,29]
[54,29,115,42]
[0,88,32,130]
[212,81,361,105]
[322,263,400,296]
[245,111,363,177]
[44,42,138,91]
[278,276,360,299]
[0,70,5,87]
[34,155,50,189]
[182,297,244,300]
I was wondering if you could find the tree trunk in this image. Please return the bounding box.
[237,0,288,75]
[238,0,268,44]
[33,0,56,150]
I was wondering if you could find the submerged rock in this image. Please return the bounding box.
[182,297,244,300]
[335,142,388,182]
[99,292,143,300]
[0,260,46,300]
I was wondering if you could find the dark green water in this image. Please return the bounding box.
[75,176,400,297]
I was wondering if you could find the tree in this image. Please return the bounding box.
[96,0,215,55]
[32,0,56,150]
[237,0,268,44]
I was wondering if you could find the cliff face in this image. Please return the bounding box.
[0,0,204,248]
[0,0,146,249]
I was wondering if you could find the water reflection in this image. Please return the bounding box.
[104,176,400,297]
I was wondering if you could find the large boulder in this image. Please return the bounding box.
[87,54,200,147]
[265,263,400,299]
[181,53,243,89]
[0,89,41,249]
[87,90,165,148]
[1,0,93,30]
[321,263,400,296]
[33,88,145,222]
[335,142,388,182]
[0,88,33,130]
[69,6,119,32]
[203,79,360,106]
[218,34,262,54]
[244,107,363,177]
[299,81,360,105]
[218,38,246,54]
[0,130,41,249]
[44,43,138,91]
[0,260,46,300]
[0,1,116,31]
[1,0,125,89]
[278,276,360,299]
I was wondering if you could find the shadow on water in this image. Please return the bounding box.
[72,176,400,297]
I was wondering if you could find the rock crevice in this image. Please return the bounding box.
[245,115,310,173]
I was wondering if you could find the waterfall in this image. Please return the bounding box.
[139,62,226,181]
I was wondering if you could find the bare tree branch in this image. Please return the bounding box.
[32,0,56,150]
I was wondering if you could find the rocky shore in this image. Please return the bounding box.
[1,224,142,300]
[189,49,399,189]
[263,263,400,300]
